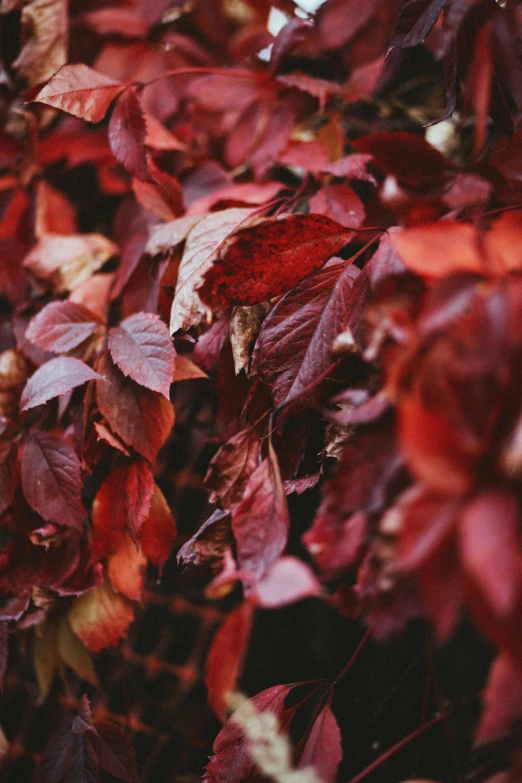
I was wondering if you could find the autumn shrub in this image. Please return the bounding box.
[1,0,522,781]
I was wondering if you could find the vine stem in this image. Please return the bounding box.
[345,707,454,783]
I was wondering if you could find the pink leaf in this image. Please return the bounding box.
[26,301,100,353]
[309,185,365,228]
[108,88,149,181]
[459,492,521,616]
[21,356,101,411]
[296,702,342,783]
[21,429,84,528]
[253,557,321,608]
[477,654,522,743]
[32,63,126,123]
[108,312,175,398]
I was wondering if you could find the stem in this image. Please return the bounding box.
[345,708,454,783]
[329,628,371,692]
[137,66,269,89]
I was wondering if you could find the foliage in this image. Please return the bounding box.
[0,0,521,781]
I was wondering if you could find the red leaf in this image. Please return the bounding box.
[204,428,261,511]
[107,533,147,601]
[20,356,101,411]
[35,181,78,238]
[277,72,342,110]
[476,654,522,743]
[459,492,521,616]
[91,458,154,559]
[203,684,293,783]
[232,443,289,581]
[137,482,176,570]
[32,63,126,123]
[108,312,175,398]
[131,173,182,222]
[390,222,484,278]
[398,486,460,570]
[108,88,149,181]
[205,601,254,721]
[278,139,331,177]
[0,441,17,516]
[95,351,174,463]
[296,702,342,783]
[26,301,100,353]
[389,0,447,51]
[317,0,381,50]
[252,260,359,406]
[21,429,84,529]
[68,580,135,653]
[169,207,255,333]
[305,427,401,572]
[199,214,353,310]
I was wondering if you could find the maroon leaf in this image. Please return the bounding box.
[204,428,261,511]
[252,260,359,406]
[203,684,293,783]
[21,429,84,529]
[352,131,452,184]
[231,443,289,581]
[0,622,7,688]
[26,301,100,353]
[33,63,126,123]
[20,356,101,411]
[108,88,149,181]
[199,214,353,310]
[90,721,139,783]
[95,351,174,464]
[389,0,448,51]
[296,702,342,783]
[0,441,17,516]
[270,17,312,75]
[108,312,175,398]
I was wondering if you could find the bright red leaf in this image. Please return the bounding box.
[296,701,342,783]
[199,214,354,309]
